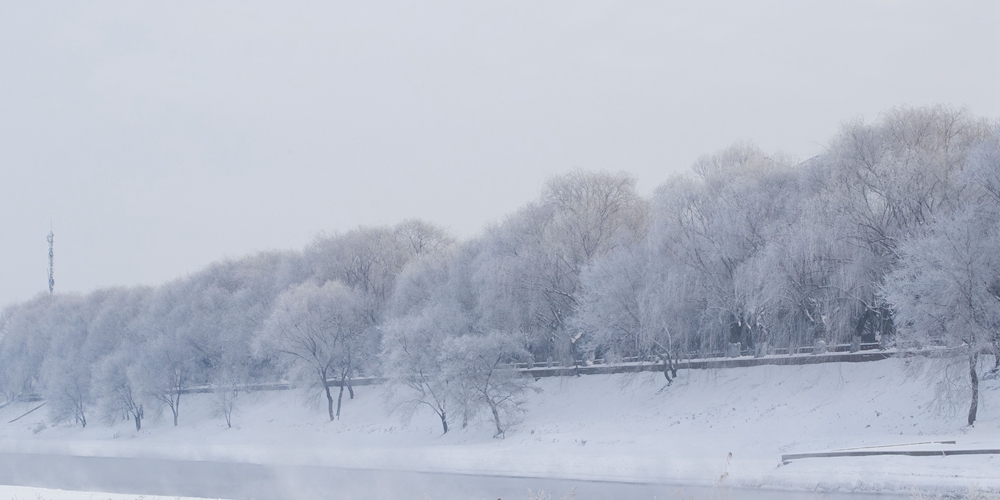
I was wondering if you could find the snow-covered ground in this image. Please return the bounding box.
[1,357,998,498]
[0,485,220,500]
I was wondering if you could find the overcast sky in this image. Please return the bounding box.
[1,1,998,307]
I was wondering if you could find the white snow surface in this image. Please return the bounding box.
[2,357,999,497]
[0,485,220,500]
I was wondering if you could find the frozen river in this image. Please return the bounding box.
[0,452,901,500]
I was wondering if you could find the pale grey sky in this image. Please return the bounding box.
[1,1,998,307]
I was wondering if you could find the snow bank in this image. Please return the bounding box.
[2,357,998,496]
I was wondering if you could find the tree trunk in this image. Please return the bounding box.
[568,337,582,376]
[852,308,872,352]
[439,411,449,434]
[850,336,861,353]
[323,380,335,422]
[660,354,672,383]
[133,406,142,431]
[855,307,871,337]
[336,381,345,420]
[969,353,980,426]
[173,392,181,427]
[345,354,355,399]
[490,404,503,437]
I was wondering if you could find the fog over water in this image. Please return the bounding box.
[1,2,998,305]
[0,453,892,500]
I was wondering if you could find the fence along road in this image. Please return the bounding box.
[6,344,934,403]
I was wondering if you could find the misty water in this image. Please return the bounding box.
[0,453,898,500]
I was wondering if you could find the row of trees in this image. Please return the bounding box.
[1,105,997,431]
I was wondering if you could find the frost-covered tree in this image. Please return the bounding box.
[382,304,459,434]
[306,221,453,386]
[210,353,251,429]
[136,334,196,428]
[960,123,1000,211]
[883,123,1000,425]
[821,106,992,343]
[93,351,145,431]
[643,146,800,355]
[39,295,93,426]
[192,251,309,381]
[883,208,1000,425]
[255,281,364,421]
[125,286,203,427]
[393,218,455,257]
[572,243,689,380]
[473,171,647,365]
[182,251,307,425]
[444,332,533,437]
[307,222,450,326]
[384,239,540,436]
[574,245,650,361]
[43,287,151,427]
[381,247,472,433]
[0,294,66,400]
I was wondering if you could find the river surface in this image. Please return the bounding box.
[0,452,900,500]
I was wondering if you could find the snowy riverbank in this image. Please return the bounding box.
[2,357,999,498]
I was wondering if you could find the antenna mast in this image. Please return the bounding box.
[47,227,54,294]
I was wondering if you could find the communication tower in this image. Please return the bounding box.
[47,228,54,294]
